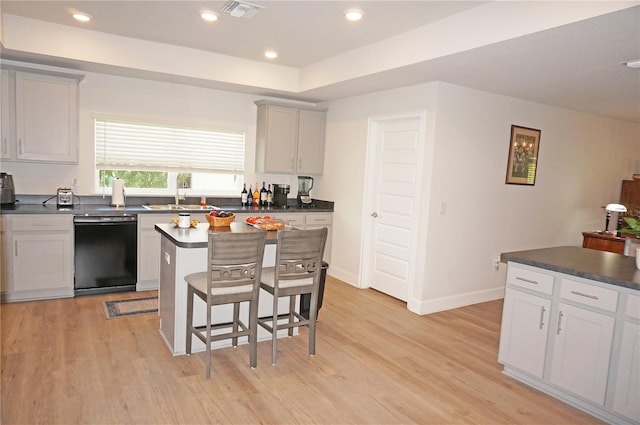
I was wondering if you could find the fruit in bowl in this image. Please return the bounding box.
[206,211,235,227]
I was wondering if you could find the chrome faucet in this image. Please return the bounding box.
[175,175,186,206]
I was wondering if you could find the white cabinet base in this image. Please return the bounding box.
[503,367,637,425]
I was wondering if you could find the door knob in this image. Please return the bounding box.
[371,212,378,218]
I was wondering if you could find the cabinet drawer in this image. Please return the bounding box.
[274,214,304,227]
[139,213,175,230]
[626,293,640,320]
[306,213,333,226]
[11,215,71,232]
[506,264,554,295]
[560,278,618,312]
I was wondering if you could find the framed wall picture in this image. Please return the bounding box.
[505,125,542,185]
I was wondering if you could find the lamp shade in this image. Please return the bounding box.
[605,203,627,213]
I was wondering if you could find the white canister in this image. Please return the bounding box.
[178,213,191,228]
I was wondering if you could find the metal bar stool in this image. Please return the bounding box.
[185,231,266,379]
[257,227,327,365]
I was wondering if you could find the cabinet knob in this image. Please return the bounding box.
[371,212,378,218]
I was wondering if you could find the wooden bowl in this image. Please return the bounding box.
[205,214,235,227]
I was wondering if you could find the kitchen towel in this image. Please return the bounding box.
[111,178,125,206]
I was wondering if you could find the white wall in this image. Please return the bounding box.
[2,70,306,197]
[322,81,640,314]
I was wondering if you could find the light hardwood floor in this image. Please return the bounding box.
[2,276,603,424]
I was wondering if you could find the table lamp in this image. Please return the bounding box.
[604,203,627,233]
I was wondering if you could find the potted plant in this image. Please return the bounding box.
[619,209,640,237]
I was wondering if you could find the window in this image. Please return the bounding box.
[95,116,245,195]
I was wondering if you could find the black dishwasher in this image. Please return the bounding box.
[74,214,137,296]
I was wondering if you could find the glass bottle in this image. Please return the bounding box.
[253,183,260,207]
[241,183,248,207]
[266,184,273,207]
[260,181,268,206]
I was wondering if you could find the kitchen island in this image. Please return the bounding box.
[155,221,294,356]
[499,246,639,425]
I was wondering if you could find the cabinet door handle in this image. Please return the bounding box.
[516,276,538,285]
[298,159,302,169]
[18,138,23,155]
[556,311,564,335]
[14,240,18,257]
[290,158,295,171]
[539,306,546,330]
[2,137,6,155]
[570,290,599,300]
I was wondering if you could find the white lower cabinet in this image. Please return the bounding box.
[2,215,73,301]
[549,302,615,405]
[612,294,640,422]
[498,287,551,379]
[500,263,638,425]
[137,213,174,290]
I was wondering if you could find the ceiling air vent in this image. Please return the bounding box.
[221,1,264,19]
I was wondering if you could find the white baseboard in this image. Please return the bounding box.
[414,286,505,315]
[137,281,159,292]
[326,266,360,288]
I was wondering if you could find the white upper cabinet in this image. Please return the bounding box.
[255,100,327,175]
[1,66,81,164]
[1,70,14,160]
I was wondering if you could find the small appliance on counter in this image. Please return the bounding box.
[0,173,15,205]
[297,176,315,207]
[272,184,290,208]
[111,177,126,207]
[56,187,74,208]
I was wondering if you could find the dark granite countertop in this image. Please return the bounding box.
[501,246,640,291]
[155,221,277,249]
[0,195,334,215]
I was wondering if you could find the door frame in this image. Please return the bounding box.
[359,110,428,309]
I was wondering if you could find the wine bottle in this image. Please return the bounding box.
[260,181,268,206]
[241,183,248,207]
[253,183,259,207]
[266,184,273,207]
[247,185,253,206]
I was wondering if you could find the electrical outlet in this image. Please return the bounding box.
[493,256,500,270]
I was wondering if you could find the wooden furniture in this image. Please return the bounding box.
[582,231,626,254]
[255,100,327,175]
[185,231,266,379]
[500,247,640,425]
[257,227,327,365]
[621,179,640,213]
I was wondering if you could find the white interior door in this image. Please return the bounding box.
[361,113,424,302]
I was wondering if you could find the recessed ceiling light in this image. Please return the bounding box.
[623,59,640,69]
[72,12,92,22]
[264,50,278,59]
[344,9,364,21]
[200,10,218,22]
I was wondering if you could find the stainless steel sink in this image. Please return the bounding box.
[141,204,215,211]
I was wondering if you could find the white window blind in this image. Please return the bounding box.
[95,118,245,173]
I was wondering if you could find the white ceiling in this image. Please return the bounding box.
[1,1,639,123]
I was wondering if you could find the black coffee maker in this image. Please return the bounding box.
[272,184,290,208]
[0,173,16,205]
